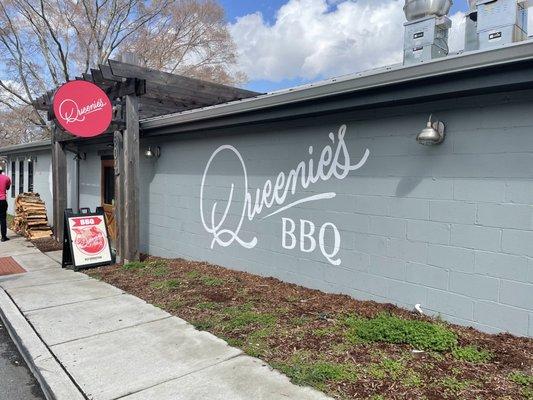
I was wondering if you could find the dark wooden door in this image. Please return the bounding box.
[101,159,117,245]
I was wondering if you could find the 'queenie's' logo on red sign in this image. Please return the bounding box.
[53,81,112,138]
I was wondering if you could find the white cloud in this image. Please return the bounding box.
[229,0,467,83]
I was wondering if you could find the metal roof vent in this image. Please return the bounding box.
[466,0,528,51]
[403,0,453,66]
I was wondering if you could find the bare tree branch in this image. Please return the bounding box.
[0,0,245,144]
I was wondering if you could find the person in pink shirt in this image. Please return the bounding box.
[0,166,11,241]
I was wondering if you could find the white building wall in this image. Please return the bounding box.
[5,151,54,224]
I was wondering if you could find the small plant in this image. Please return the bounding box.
[274,354,358,390]
[509,371,533,386]
[150,279,180,291]
[223,336,244,347]
[122,261,146,270]
[145,260,169,277]
[169,299,185,309]
[243,327,272,358]
[344,313,457,352]
[403,370,423,387]
[185,270,200,280]
[200,275,225,286]
[509,371,533,399]
[452,345,492,363]
[367,357,406,381]
[192,319,214,331]
[222,306,277,330]
[197,301,218,310]
[439,376,473,395]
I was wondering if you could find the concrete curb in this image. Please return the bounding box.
[0,288,85,400]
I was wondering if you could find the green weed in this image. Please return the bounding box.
[122,261,146,270]
[313,325,340,337]
[185,270,200,280]
[509,371,533,400]
[146,260,169,276]
[367,358,405,381]
[345,313,457,352]
[243,327,273,357]
[452,345,492,363]
[200,275,225,286]
[509,371,533,386]
[192,319,214,331]
[150,279,180,291]
[439,376,474,395]
[169,298,185,309]
[197,301,219,310]
[222,306,277,331]
[403,370,423,387]
[274,353,358,390]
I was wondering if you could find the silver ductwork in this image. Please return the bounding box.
[403,0,452,65]
[404,0,453,20]
[465,0,528,51]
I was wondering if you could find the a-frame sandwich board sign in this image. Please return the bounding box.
[62,207,113,271]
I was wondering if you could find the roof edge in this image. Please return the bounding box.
[140,40,533,131]
[0,140,51,155]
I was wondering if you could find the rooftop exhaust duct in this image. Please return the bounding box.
[403,0,453,66]
[465,0,528,51]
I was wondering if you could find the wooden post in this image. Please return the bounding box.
[52,125,68,242]
[113,130,124,264]
[121,52,140,263]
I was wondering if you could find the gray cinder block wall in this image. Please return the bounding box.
[139,97,533,337]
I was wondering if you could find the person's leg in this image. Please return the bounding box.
[0,200,7,240]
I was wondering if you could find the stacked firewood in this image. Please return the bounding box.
[12,193,53,240]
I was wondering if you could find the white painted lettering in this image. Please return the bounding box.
[299,219,316,253]
[282,218,296,249]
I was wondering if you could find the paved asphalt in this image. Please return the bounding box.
[0,320,45,400]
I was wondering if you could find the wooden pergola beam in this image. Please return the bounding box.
[108,60,260,103]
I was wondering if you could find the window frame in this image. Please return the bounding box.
[28,159,34,192]
[10,161,16,198]
[18,160,24,194]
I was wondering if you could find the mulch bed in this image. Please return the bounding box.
[87,257,533,400]
[31,237,63,253]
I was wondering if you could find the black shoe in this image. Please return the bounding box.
[1,237,9,242]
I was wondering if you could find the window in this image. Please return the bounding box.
[10,161,15,198]
[28,160,34,192]
[19,160,24,194]
[102,165,115,205]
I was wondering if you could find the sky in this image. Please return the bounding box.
[219,0,472,93]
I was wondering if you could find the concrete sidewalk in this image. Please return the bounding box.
[0,232,330,400]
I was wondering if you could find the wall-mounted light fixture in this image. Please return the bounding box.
[145,146,161,159]
[26,155,37,163]
[416,115,446,146]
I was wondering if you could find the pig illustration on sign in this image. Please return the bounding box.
[72,226,106,255]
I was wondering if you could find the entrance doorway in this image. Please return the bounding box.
[101,158,117,245]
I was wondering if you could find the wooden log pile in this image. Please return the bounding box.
[12,193,53,240]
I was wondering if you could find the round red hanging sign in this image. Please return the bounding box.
[53,80,112,138]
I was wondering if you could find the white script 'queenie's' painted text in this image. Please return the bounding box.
[200,124,370,265]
